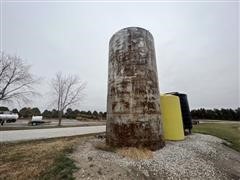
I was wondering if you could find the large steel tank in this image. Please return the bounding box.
[106,27,165,150]
[0,114,18,120]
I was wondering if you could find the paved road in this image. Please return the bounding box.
[2,119,106,128]
[0,126,106,142]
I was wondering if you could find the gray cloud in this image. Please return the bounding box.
[1,1,239,111]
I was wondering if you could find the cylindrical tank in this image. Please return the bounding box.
[0,114,18,120]
[160,94,185,140]
[106,27,165,150]
[167,92,193,133]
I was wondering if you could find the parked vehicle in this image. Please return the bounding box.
[28,116,45,126]
[0,112,19,125]
[192,120,200,125]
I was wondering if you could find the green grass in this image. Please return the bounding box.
[40,147,78,180]
[193,123,240,152]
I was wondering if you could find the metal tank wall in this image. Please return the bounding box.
[106,27,165,150]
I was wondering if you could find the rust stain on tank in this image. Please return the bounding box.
[106,27,165,150]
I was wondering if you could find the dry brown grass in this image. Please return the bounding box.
[0,136,90,180]
[116,147,153,160]
[95,142,153,160]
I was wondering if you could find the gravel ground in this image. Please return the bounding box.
[71,134,240,180]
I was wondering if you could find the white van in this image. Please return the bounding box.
[28,116,44,126]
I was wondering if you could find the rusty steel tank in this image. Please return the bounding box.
[106,27,165,150]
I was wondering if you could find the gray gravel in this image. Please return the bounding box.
[72,134,240,180]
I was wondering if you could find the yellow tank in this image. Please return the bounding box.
[160,94,185,140]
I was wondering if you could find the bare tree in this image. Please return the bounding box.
[0,52,39,104]
[51,72,86,126]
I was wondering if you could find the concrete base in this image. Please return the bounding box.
[106,121,165,151]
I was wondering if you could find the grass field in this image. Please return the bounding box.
[193,122,240,152]
[0,135,95,180]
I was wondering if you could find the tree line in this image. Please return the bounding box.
[1,106,239,121]
[0,106,107,120]
[0,52,86,125]
[191,108,240,121]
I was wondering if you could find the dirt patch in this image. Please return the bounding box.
[71,140,141,180]
[71,134,240,179]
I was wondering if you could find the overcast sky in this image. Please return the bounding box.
[1,1,239,111]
